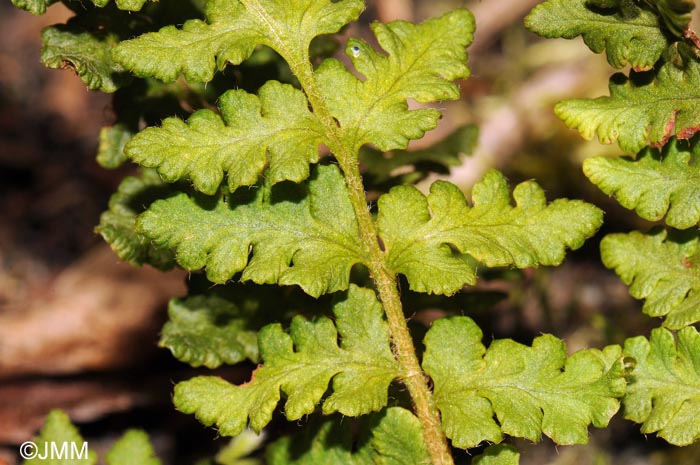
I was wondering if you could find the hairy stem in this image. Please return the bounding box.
[287,50,454,465]
[341,160,454,465]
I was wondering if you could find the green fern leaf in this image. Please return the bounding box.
[105,0,149,10]
[174,285,398,435]
[215,429,266,465]
[12,0,56,16]
[137,165,364,297]
[601,229,700,329]
[112,0,364,83]
[97,171,176,270]
[316,9,473,152]
[268,418,371,465]
[422,317,625,449]
[472,445,520,465]
[525,0,668,70]
[641,0,694,37]
[41,25,128,93]
[266,407,429,465]
[97,124,133,169]
[584,139,700,228]
[623,326,700,445]
[24,410,97,465]
[125,81,325,194]
[377,170,602,295]
[106,430,161,465]
[555,59,700,154]
[367,408,431,465]
[10,0,55,15]
[360,124,478,186]
[159,293,261,368]
[27,412,164,465]
[584,0,620,6]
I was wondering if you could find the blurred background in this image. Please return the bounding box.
[1,0,699,463]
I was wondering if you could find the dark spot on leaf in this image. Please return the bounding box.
[241,364,263,386]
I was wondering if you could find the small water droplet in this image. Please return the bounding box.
[350,45,360,58]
